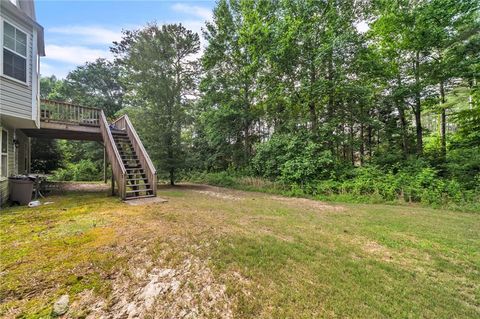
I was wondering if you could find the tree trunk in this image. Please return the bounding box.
[309,60,317,132]
[398,106,408,156]
[326,48,335,152]
[359,123,364,165]
[350,122,355,166]
[439,81,447,159]
[413,108,423,155]
[396,75,408,156]
[413,51,423,155]
[368,125,373,157]
[170,168,175,186]
[309,101,317,132]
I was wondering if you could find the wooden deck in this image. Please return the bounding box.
[22,99,102,141]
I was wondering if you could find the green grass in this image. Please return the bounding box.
[1,185,479,317]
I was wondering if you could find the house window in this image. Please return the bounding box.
[1,129,8,178]
[3,21,27,82]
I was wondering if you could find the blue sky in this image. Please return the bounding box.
[36,0,216,78]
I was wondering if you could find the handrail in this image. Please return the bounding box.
[112,114,157,196]
[125,115,157,176]
[99,110,127,199]
[41,99,101,111]
[40,99,101,126]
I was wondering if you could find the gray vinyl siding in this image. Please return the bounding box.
[0,126,30,206]
[0,10,34,121]
[0,78,33,119]
[0,126,14,206]
[0,179,7,206]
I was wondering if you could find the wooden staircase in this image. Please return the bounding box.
[112,130,154,199]
[100,112,157,200]
[33,99,156,200]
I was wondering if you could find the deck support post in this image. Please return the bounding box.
[111,167,115,196]
[103,147,107,183]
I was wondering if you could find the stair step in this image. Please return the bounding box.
[125,165,142,169]
[126,188,153,194]
[126,168,144,172]
[126,185,149,188]
[123,161,140,165]
[111,129,126,134]
[127,178,148,181]
[126,184,150,189]
[124,194,156,200]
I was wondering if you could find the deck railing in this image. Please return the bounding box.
[40,99,101,126]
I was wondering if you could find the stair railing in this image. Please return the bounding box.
[99,110,127,199]
[113,115,157,196]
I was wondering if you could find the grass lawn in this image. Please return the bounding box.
[1,184,479,318]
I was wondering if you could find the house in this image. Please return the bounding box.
[1,0,156,206]
[0,0,45,205]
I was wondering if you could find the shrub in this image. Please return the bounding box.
[52,159,102,181]
[252,133,336,184]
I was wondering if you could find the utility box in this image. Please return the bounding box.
[9,176,34,205]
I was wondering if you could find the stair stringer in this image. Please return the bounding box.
[99,110,127,199]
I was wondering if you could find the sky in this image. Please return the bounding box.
[36,0,216,78]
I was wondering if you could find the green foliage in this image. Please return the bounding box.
[112,23,200,185]
[251,133,336,183]
[57,59,124,117]
[187,0,479,209]
[31,138,62,174]
[190,161,479,211]
[445,147,480,189]
[51,160,102,182]
[34,1,480,210]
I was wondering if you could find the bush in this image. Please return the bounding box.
[186,167,479,210]
[252,133,337,184]
[51,159,102,181]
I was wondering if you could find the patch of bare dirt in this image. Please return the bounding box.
[69,246,233,319]
[270,196,345,212]
[193,190,243,201]
[363,240,393,262]
[124,197,168,206]
[52,182,110,193]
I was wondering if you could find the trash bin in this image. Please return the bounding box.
[9,176,34,205]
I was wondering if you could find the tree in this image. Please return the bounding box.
[199,0,262,168]
[40,75,61,99]
[59,58,124,117]
[112,23,200,185]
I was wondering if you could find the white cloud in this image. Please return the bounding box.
[171,3,212,21]
[42,44,114,78]
[48,26,122,45]
[44,44,113,65]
